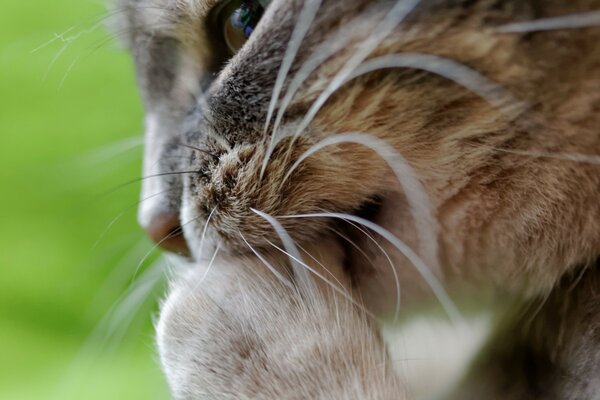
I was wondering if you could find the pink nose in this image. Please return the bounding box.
[146,212,190,256]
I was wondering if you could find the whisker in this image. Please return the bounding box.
[277,52,520,158]
[197,207,217,260]
[59,54,82,89]
[103,260,166,349]
[283,132,439,272]
[328,227,377,269]
[86,237,151,315]
[290,0,421,143]
[55,24,174,88]
[187,242,221,293]
[329,226,401,320]
[32,11,110,61]
[239,231,296,292]
[176,142,221,161]
[31,5,174,53]
[296,242,348,292]
[81,258,166,356]
[496,10,600,33]
[260,0,323,179]
[280,212,463,324]
[32,26,77,53]
[251,208,316,293]
[260,0,421,178]
[55,258,165,397]
[346,53,521,112]
[98,170,200,199]
[269,24,363,150]
[267,239,350,296]
[39,22,120,84]
[185,124,233,153]
[74,136,144,166]
[130,214,202,282]
[92,189,172,250]
[250,208,374,317]
[43,44,69,81]
[347,221,401,321]
[266,239,375,319]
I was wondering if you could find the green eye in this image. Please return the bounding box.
[212,0,271,55]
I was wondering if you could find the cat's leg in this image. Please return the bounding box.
[156,239,404,400]
[450,262,600,400]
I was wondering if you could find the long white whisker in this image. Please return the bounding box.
[260,0,420,178]
[497,11,600,33]
[251,208,315,293]
[296,242,348,291]
[347,53,520,111]
[105,261,165,346]
[32,13,108,78]
[198,207,217,260]
[32,26,77,53]
[188,242,221,293]
[31,7,145,54]
[267,239,351,296]
[95,259,166,349]
[283,132,439,271]
[92,189,171,250]
[43,44,69,81]
[130,214,202,282]
[291,0,421,141]
[328,227,378,270]
[260,0,323,178]
[239,231,296,292]
[267,240,375,318]
[269,29,357,148]
[86,237,150,314]
[78,136,144,165]
[329,226,401,321]
[262,0,321,135]
[54,258,165,398]
[280,212,462,323]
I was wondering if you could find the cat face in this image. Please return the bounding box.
[117,0,600,312]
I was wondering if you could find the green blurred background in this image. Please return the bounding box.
[1,1,171,398]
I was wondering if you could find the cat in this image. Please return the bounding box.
[112,0,600,398]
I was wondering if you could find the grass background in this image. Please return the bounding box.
[1,1,171,398]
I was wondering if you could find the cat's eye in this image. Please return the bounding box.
[211,0,271,55]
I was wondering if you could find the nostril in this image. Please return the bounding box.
[146,212,190,256]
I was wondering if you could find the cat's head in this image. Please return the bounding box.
[117,0,600,307]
